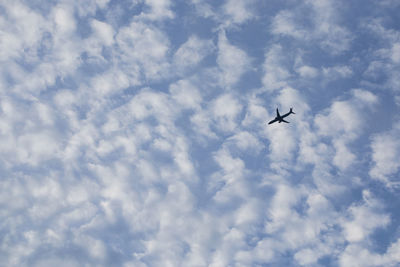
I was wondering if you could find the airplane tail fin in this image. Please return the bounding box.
[289,108,295,114]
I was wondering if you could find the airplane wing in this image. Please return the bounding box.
[281,119,289,123]
[276,108,280,117]
[268,118,278,124]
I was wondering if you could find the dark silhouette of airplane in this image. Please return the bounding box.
[268,108,295,124]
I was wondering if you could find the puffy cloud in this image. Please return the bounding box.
[361,19,400,102]
[311,89,379,175]
[190,0,256,28]
[0,1,48,63]
[271,10,308,39]
[333,139,356,170]
[241,95,269,128]
[141,0,174,20]
[296,65,319,78]
[90,19,114,47]
[315,100,362,139]
[339,242,400,267]
[315,89,378,140]
[1,1,400,266]
[322,65,353,80]
[211,93,243,132]
[341,191,390,243]
[53,4,76,34]
[169,79,202,110]
[306,0,352,54]
[391,43,400,63]
[369,123,400,187]
[338,191,400,267]
[173,36,215,73]
[189,0,215,18]
[115,21,171,84]
[262,45,290,92]
[271,0,352,54]
[222,0,255,25]
[217,31,251,88]
[226,131,263,153]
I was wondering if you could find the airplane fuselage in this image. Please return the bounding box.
[268,108,295,124]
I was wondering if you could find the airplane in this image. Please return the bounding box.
[268,108,295,124]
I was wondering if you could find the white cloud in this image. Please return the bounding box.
[313,89,378,173]
[241,94,269,129]
[169,79,202,110]
[362,19,400,101]
[333,139,356,170]
[296,65,319,78]
[322,65,353,80]
[338,192,400,267]
[352,88,379,105]
[16,131,60,165]
[141,0,174,20]
[0,2,83,99]
[189,0,215,19]
[266,123,296,164]
[226,131,263,153]
[191,0,255,28]
[342,191,390,243]
[271,0,352,54]
[74,234,106,260]
[74,0,111,17]
[217,31,251,88]
[271,10,308,39]
[370,123,400,186]
[116,21,171,84]
[389,43,400,63]
[90,70,130,97]
[0,97,64,166]
[276,87,309,114]
[262,45,290,92]
[294,248,318,266]
[315,98,363,140]
[307,0,352,54]
[173,36,215,73]
[212,93,243,132]
[0,2,48,63]
[222,0,255,25]
[96,0,110,9]
[266,184,302,230]
[190,110,218,140]
[90,19,114,47]
[0,1,399,266]
[53,4,76,34]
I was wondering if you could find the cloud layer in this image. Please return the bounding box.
[1,0,400,266]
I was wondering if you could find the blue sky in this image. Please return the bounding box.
[1,0,400,266]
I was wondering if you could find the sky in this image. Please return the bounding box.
[1,0,400,266]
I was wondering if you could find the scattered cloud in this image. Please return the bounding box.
[115,21,171,84]
[1,0,399,266]
[217,31,251,88]
[271,0,352,54]
[262,44,290,92]
[370,122,400,187]
[222,0,255,26]
[173,35,215,74]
